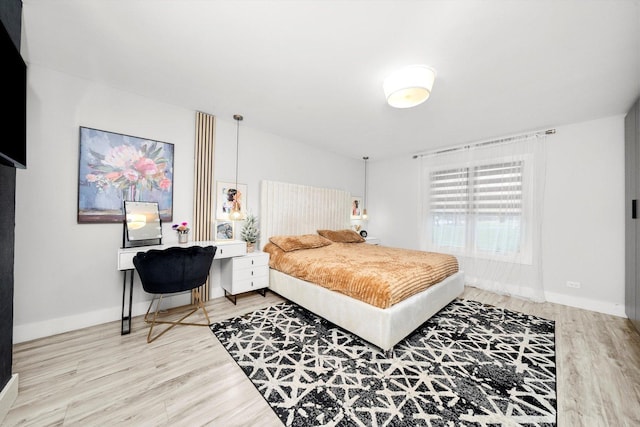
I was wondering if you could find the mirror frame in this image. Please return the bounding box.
[122,201,163,248]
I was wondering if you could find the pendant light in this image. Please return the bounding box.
[229,114,245,221]
[362,156,369,220]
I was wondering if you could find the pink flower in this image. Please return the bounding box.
[159,178,171,190]
[103,145,142,169]
[172,221,190,233]
[105,171,122,181]
[135,157,158,175]
[123,169,139,182]
[87,143,172,193]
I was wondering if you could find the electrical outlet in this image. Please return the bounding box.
[566,281,581,289]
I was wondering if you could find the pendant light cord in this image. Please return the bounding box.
[363,156,369,208]
[235,119,240,190]
[229,114,244,220]
[233,114,243,197]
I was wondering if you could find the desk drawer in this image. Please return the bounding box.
[215,243,246,259]
[234,266,269,282]
[233,275,270,294]
[118,253,135,270]
[233,254,269,269]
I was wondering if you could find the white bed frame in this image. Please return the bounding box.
[259,180,464,353]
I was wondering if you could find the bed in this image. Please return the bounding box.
[259,180,464,353]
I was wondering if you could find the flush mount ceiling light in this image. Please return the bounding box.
[383,65,436,108]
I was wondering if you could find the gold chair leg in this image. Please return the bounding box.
[193,288,211,324]
[144,293,211,343]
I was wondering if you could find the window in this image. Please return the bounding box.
[419,133,546,300]
[429,160,525,258]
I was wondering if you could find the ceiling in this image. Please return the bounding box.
[20,0,640,160]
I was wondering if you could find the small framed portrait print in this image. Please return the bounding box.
[351,197,362,219]
[215,221,234,240]
[216,181,248,220]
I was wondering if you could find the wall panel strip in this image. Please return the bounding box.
[193,112,216,302]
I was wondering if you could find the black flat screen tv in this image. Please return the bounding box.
[0,19,26,169]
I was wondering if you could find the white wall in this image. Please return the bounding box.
[542,116,625,316]
[13,65,362,343]
[369,115,626,317]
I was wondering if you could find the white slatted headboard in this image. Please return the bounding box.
[259,180,351,250]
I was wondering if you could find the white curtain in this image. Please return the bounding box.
[419,134,547,301]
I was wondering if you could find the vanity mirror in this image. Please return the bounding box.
[123,201,163,248]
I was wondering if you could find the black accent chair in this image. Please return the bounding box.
[133,245,216,343]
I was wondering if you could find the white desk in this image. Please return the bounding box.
[117,240,246,334]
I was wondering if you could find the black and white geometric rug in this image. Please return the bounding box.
[210,299,556,426]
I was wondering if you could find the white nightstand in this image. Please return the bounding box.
[220,251,270,304]
[365,237,381,245]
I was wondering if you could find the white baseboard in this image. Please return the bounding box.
[12,293,192,344]
[544,291,627,318]
[210,287,225,299]
[13,303,143,343]
[0,374,18,424]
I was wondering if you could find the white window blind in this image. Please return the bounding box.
[429,167,469,214]
[429,160,524,256]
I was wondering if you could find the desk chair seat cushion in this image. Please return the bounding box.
[133,245,216,294]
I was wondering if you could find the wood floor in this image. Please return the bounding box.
[4,287,640,426]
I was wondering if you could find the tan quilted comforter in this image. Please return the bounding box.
[263,242,459,309]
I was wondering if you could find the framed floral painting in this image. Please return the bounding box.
[77,127,174,223]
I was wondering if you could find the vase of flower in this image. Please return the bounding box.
[172,221,190,244]
[123,184,139,202]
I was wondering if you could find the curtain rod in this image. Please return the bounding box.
[412,128,556,159]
